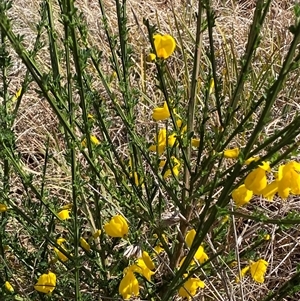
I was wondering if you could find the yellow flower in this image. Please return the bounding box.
[221,215,229,224]
[149,129,167,154]
[57,209,70,220]
[0,203,8,212]
[149,129,177,154]
[153,34,176,59]
[178,276,205,299]
[176,119,187,133]
[87,114,94,121]
[34,271,56,294]
[80,237,91,252]
[81,135,100,148]
[12,87,22,102]
[185,229,196,248]
[232,184,253,207]
[196,248,209,264]
[191,138,200,148]
[54,238,68,262]
[244,156,260,165]
[168,133,177,147]
[209,78,215,95]
[277,161,300,198]
[129,171,141,186]
[104,215,129,238]
[184,229,209,264]
[159,156,180,178]
[147,53,156,61]
[154,245,164,254]
[250,259,268,283]
[119,270,139,300]
[223,148,240,159]
[4,281,14,293]
[244,161,270,194]
[152,102,170,121]
[142,251,155,270]
[236,266,250,283]
[92,229,101,239]
[128,258,155,281]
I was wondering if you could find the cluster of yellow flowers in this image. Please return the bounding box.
[177,229,208,299]
[149,104,201,178]
[3,29,287,300]
[31,214,129,295]
[232,160,300,206]
[119,251,155,299]
[147,33,187,181]
[118,227,208,300]
[149,80,240,179]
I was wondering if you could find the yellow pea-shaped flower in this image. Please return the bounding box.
[153,34,176,59]
[104,215,129,238]
[34,272,56,294]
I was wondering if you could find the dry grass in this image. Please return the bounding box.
[2,0,300,300]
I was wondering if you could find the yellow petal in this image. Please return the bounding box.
[60,203,73,210]
[232,184,253,207]
[178,277,205,299]
[244,168,267,194]
[185,229,196,248]
[236,266,250,283]
[196,249,209,264]
[258,161,271,172]
[92,229,101,239]
[34,272,56,294]
[142,251,155,270]
[4,281,14,293]
[12,87,22,102]
[90,135,100,145]
[119,271,139,300]
[223,148,240,159]
[128,259,155,281]
[87,114,94,120]
[250,259,268,283]
[261,181,278,200]
[244,156,260,165]
[80,237,91,252]
[152,102,170,121]
[81,135,100,147]
[0,203,8,213]
[57,209,70,221]
[54,247,68,262]
[154,245,164,254]
[147,53,156,62]
[149,129,167,154]
[191,138,200,148]
[54,238,68,262]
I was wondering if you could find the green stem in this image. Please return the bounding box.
[63,0,80,299]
